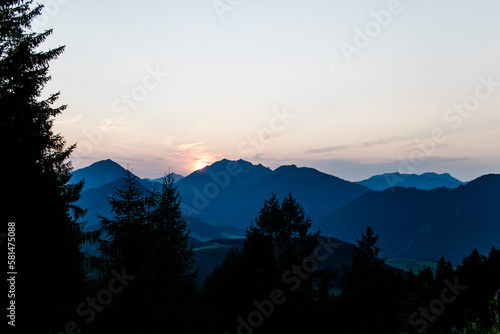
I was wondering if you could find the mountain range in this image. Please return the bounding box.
[72,158,499,265]
[320,174,500,264]
[176,159,371,228]
[355,172,465,191]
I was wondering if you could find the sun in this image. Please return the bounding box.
[194,161,208,171]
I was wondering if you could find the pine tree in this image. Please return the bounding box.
[97,171,149,272]
[453,248,489,331]
[247,192,318,270]
[92,171,150,332]
[436,255,454,283]
[92,172,200,333]
[148,172,198,333]
[339,226,403,333]
[204,193,320,333]
[1,1,86,332]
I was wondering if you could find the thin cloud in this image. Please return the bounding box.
[54,115,83,125]
[175,142,204,151]
[306,137,400,154]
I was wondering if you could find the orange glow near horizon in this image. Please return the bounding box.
[193,160,208,171]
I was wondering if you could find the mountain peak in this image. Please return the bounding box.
[92,159,122,168]
[273,164,298,172]
[199,159,257,173]
[70,159,129,190]
[356,172,465,191]
[178,158,273,189]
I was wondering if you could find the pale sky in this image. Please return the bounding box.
[38,0,500,181]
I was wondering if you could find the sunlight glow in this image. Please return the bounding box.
[194,161,208,171]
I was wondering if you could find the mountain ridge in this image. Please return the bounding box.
[320,173,500,264]
[356,172,465,191]
[72,159,498,264]
[175,158,371,228]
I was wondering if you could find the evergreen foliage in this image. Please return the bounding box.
[91,172,198,333]
[1,1,86,332]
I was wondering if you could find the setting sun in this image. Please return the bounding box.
[194,161,208,171]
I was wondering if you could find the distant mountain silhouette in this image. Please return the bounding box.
[176,159,371,228]
[356,172,465,191]
[69,159,131,190]
[73,159,498,265]
[145,174,184,183]
[76,173,245,241]
[178,158,272,189]
[74,158,371,245]
[319,174,500,264]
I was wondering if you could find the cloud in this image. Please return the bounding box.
[305,144,352,154]
[175,142,204,151]
[305,137,400,154]
[420,156,470,165]
[54,115,83,125]
[162,136,174,146]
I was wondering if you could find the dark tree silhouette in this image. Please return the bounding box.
[88,172,147,332]
[92,172,199,333]
[339,226,404,333]
[203,193,320,334]
[96,171,149,272]
[148,173,199,333]
[0,1,86,332]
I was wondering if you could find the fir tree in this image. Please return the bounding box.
[92,172,199,333]
[339,226,403,333]
[91,171,150,332]
[436,255,454,283]
[247,192,318,270]
[96,171,148,272]
[204,193,320,334]
[148,172,198,333]
[1,1,86,331]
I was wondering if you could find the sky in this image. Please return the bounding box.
[37,0,500,182]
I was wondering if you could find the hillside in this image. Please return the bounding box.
[177,159,371,228]
[319,174,500,264]
[69,159,130,190]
